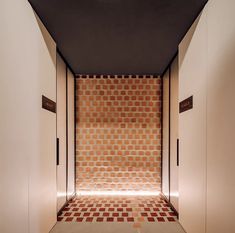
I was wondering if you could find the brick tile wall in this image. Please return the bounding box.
[75,75,161,192]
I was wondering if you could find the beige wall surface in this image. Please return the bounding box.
[56,57,75,210]
[206,0,235,232]
[0,0,57,233]
[56,54,67,211]
[169,56,179,211]
[162,56,179,211]
[162,71,170,199]
[179,0,235,232]
[67,68,75,199]
[179,8,207,233]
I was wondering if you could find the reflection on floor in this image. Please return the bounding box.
[50,222,185,233]
[51,195,185,233]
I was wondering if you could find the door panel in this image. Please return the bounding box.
[207,0,235,232]
[178,9,207,233]
[67,68,75,199]
[56,54,67,211]
[170,56,179,211]
[162,70,170,199]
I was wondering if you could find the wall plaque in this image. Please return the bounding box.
[179,96,193,113]
[42,95,56,113]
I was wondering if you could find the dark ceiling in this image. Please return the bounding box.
[28,0,207,75]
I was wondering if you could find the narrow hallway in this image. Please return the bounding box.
[51,72,183,232]
[52,74,181,232]
[1,1,235,233]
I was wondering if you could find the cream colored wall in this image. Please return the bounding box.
[206,0,235,232]
[179,9,207,233]
[170,56,179,211]
[67,69,75,199]
[162,57,179,212]
[0,1,57,233]
[179,0,235,232]
[29,14,57,233]
[56,57,75,211]
[162,70,170,199]
[56,54,67,211]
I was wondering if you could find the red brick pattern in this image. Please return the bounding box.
[58,196,177,224]
[76,75,162,192]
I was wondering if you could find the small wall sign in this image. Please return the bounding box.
[42,95,56,113]
[179,96,193,113]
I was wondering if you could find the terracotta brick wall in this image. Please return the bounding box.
[75,75,162,193]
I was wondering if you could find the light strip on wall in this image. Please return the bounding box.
[76,191,160,196]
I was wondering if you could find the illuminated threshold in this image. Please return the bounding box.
[76,191,160,196]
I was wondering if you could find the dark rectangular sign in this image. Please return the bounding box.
[42,95,56,113]
[179,96,193,113]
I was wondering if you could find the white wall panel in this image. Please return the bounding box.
[162,70,170,199]
[178,8,207,233]
[0,1,57,232]
[206,0,235,232]
[170,56,179,211]
[56,54,67,211]
[179,1,235,232]
[67,69,75,199]
[28,14,57,233]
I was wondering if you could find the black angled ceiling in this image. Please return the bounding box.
[28,0,207,75]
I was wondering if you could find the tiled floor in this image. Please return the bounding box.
[55,195,180,232]
[50,222,185,233]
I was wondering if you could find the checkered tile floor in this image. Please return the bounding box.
[58,195,177,225]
